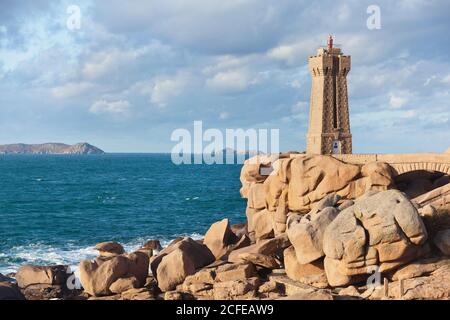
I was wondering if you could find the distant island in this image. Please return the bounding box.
[0,143,105,154]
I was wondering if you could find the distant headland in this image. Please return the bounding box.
[0,143,105,155]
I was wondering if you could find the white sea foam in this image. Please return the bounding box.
[0,233,204,275]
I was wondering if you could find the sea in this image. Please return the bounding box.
[0,154,247,274]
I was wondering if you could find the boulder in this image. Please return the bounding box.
[230,223,248,238]
[253,209,274,241]
[109,276,139,294]
[164,291,184,300]
[370,263,450,300]
[184,269,215,285]
[151,237,215,277]
[15,265,69,289]
[213,277,260,300]
[248,183,267,210]
[156,248,196,292]
[137,247,153,258]
[228,234,291,264]
[79,251,148,296]
[203,219,238,259]
[413,183,450,211]
[390,257,450,281]
[0,282,25,300]
[181,268,216,297]
[94,241,125,257]
[338,286,362,298]
[20,283,75,300]
[123,251,149,286]
[278,290,333,300]
[287,206,339,264]
[79,255,129,296]
[273,189,289,235]
[269,273,333,300]
[120,287,155,300]
[242,155,395,214]
[264,173,287,212]
[311,193,341,212]
[257,280,283,299]
[229,234,251,252]
[433,229,450,255]
[142,239,162,251]
[338,200,354,211]
[323,190,428,285]
[0,274,13,283]
[238,253,280,269]
[288,155,360,212]
[283,246,328,288]
[239,154,278,198]
[323,257,353,287]
[215,263,257,282]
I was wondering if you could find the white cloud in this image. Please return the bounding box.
[290,79,302,88]
[51,82,94,99]
[291,101,308,113]
[267,45,294,62]
[442,74,450,83]
[402,110,417,118]
[219,111,229,120]
[424,75,437,86]
[203,55,250,75]
[266,37,322,66]
[82,46,151,79]
[389,92,409,109]
[337,4,351,21]
[90,99,131,115]
[130,72,190,107]
[206,69,257,93]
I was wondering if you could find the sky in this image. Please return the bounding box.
[0,0,449,153]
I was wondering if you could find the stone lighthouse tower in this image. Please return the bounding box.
[306,35,352,154]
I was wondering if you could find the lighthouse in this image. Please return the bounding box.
[306,35,352,154]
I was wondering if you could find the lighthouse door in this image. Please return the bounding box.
[332,140,341,154]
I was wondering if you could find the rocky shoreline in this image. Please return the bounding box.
[1,154,449,300]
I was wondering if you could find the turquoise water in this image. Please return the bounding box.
[0,154,246,273]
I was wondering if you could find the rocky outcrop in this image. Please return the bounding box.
[433,229,450,255]
[156,248,196,292]
[0,282,25,300]
[8,152,450,301]
[142,240,162,251]
[150,237,215,292]
[323,190,428,286]
[0,142,104,154]
[228,234,291,264]
[15,265,69,289]
[203,218,239,259]
[240,154,395,240]
[413,183,450,210]
[287,194,340,264]
[94,241,125,257]
[369,262,450,300]
[79,249,149,296]
[283,246,328,288]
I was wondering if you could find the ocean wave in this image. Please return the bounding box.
[0,233,204,275]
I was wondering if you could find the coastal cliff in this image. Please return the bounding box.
[0,143,104,155]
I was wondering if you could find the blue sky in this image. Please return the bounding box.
[0,0,449,153]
